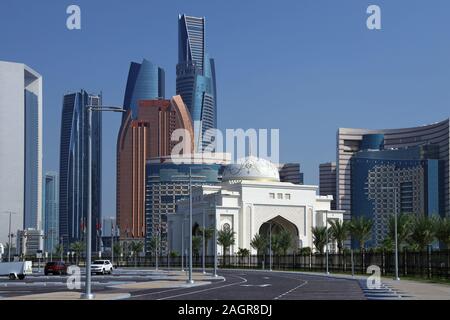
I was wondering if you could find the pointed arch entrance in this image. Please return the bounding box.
[258,215,300,253]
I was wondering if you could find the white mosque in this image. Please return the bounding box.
[168,156,344,255]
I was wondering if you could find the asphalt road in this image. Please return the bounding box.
[0,269,367,300]
[128,270,366,300]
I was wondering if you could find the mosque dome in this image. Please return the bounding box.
[222,156,280,182]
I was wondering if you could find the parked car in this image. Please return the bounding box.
[91,260,113,275]
[44,261,68,275]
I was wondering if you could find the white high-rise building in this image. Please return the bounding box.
[0,61,43,245]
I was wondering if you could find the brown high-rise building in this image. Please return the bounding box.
[116,95,194,241]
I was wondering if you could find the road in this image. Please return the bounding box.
[128,270,366,300]
[0,268,368,300]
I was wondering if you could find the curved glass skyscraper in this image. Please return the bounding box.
[123,59,165,120]
[176,14,217,152]
[59,90,102,251]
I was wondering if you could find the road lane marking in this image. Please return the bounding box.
[274,280,308,300]
[130,277,227,299]
[240,284,271,287]
[157,275,248,300]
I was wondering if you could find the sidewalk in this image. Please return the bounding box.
[222,268,450,300]
[284,270,450,300]
[2,271,220,300]
[3,292,131,300]
[382,278,450,300]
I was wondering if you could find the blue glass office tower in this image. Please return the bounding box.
[123,59,165,120]
[59,90,102,251]
[177,14,217,151]
[43,172,58,253]
[351,134,443,248]
[145,160,223,254]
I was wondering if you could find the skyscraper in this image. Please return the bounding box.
[116,96,194,243]
[43,172,59,254]
[123,59,165,120]
[319,162,337,210]
[351,138,442,247]
[177,14,217,152]
[336,119,450,219]
[59,90,102,251]
[117,59,170,244]
[278,163,304,185]
[0,61,43,245]
[145,155,227,255]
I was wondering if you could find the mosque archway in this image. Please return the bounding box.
[258,215,300,253]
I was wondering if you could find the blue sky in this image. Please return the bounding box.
[1,0,450,218]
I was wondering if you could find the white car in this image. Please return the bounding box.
[91,260,113,275]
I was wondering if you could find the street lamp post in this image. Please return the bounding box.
[181,219,185,272]
[59,236,64,262]
[173,168,206,284]
[167,220,170,271]
[213,205,218,277]
[82,105,125,300]
[188,168,193,284]
[325,210,330,275]
[202,208,206,274]
[393,188,400,281]
[381,186,400,281]
[110,218,116,267]
[269,222,272,271]
[1,211,16,262]
[156,228,159,271]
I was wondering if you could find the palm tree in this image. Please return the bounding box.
[237,248,250,257]
[276,230,293,256]
[70,241,85,265]
[192,236,202,257]
[54,243,64,261]
[250,233,268,268]
[349,217,373,251]
[328,220,349,254]
[198,226,214,256]
[380,237,394,252]
[409,216,436,251]
[250,233,268,256]
[236,248,250,266]
[435,217,450,249]
[129,241,144,267]
[147,236,159,262]
[388,213,412,249]
[217,228,235,266]
[311,226,327,254]
[298,247,312,255]
[113,242,122,258]
[349,217,373,272]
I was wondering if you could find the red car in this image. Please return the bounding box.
[44,262,68,275]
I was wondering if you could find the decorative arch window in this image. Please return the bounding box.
[223,223,231,232]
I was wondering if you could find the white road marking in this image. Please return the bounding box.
[130,277,227,299]
[156,275,248,300]
[274,280,308,300]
